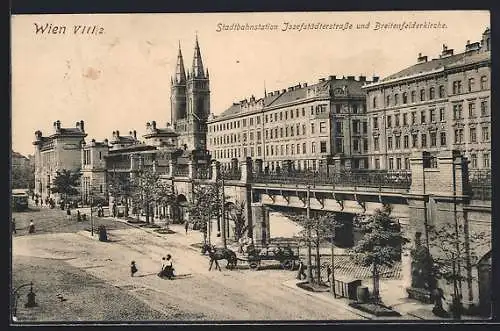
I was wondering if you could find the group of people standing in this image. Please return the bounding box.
[11,218,35,234]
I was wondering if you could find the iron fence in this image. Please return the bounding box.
[252,169,412,189]
[468,169,491,201]
[174,166,189,177]
[221,169,242,181]
[196,167,212,180]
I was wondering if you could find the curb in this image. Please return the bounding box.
[281,280,372,320]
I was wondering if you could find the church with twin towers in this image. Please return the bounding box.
[171,36,211,152]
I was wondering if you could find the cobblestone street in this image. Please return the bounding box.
[12,207,364,322]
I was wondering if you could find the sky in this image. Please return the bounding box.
[11,11,490,156]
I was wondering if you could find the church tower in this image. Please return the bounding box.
[174,36,210,151]
[171,43,187,126]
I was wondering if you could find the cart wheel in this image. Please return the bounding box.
[282,260,293,270]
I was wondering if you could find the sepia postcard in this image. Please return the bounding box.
[10,10,492,324]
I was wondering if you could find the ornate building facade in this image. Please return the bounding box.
[207,75,378,172]
[363,28,491,171]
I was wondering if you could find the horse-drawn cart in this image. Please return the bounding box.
[237,243,300,270]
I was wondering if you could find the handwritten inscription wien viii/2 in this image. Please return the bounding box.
[34,23,105,35]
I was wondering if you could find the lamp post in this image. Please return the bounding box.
[220,176,227,248]
[90,194,94,236]
[306,185,313,284]
[12,282,37,320]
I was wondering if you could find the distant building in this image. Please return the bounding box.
[11,151,32,189]
[363,28,491,171]
[207,75,378,172]
[33,120,87,201]
[12,150,29,169]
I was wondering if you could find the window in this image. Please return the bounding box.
[265,146,269,156]
[311,123,315,134]
[265,115,268,123]
[257,146,261,156]
[284,112,288,120]
[420,89,425,101]
[290,126,294,136]
[302,108,306,116]
[290,110,294,119]
[296,124,300,136]
[374,137,380,151]
[439,85,445,98]
[320,122,327,133]
[483,153,490,168]
[336,122,342,135]
[373,117,378,129]
[302,143,306,154]
[403,92,408,104]
[394,94,399,105]
[279,128,283,138]
[363,138,368,152]
[421,133,427,147]
[389,158,394,170]
[353,120,360,133]
[353,104,358,114]
[387,115,392,128]
[243,119,247,127]
[387,137,393,149]
[375,158,380,169]
[296,144,300,154]
[411,91,416,103]
[396,158,402,170]
[100,185,103,193]
[275,113,278,121]
[470,127,477,143]
[257,117,261,124]
[470,154,477,168]
[265,130,269,140]
[404,158,410,169]
[335,138,343,153]
[372,97,377,109]
[453,104,463,119]
[440,132,447,146]
[269,130,273,139]
[296,109,299,117]
[482,126,489,141]
[404,135,409,148]
[353,139,359,151]
[453,80,462,94]
[454,129,464,144]
[403,113,408,126]
[480,76,488,90]
[285,145,289,155]
[429,87,435,100]
[430,109,436,122]
[412,134,418,148]
[386,95,391,106]
[320,141,327,153]
[395,114,400,127]
[302,124,306,135]
[336,104,341,113]
[480,100,488,117]
[439,108,445,121]
[411,112,416,125]
[395,136,401,149]
[311,142,316,153]
[249,132,254,141]
[421,110,426,124]
[468,78,475,92]
[430,132,437,147]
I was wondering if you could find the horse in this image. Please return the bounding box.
[207,246,238,271]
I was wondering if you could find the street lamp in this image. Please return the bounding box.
[11,282,37,321]
[90,194,94,236]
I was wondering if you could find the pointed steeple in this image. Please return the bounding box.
[192,35,205,78]
[174,42,186,84]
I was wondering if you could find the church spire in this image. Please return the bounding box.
[192,35,205,78]
[174,42,186,84]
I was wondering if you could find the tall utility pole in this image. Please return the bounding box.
[306,185,313,283]
[221,177,227,248]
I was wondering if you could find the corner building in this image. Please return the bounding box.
[363,28,491,171]
[207,75,378,172]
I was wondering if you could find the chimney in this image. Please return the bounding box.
[54,120,61,132]
[76,121,80,129]
[347,76,355,80]
[465,40,480,52]
[116,130,120,137]
[104,138,109,145]
[373,76,380,82]
[269,92,274,97]
[288,87,294,92]
[417,53,428,63]
[440,44,454,58]
[358,75,366,82]
[80,120,84,132]
[303,82,308,87]
[282,89,286,93]
[152,120,157,129]
[166,122,171,127]
[133,130,137,139]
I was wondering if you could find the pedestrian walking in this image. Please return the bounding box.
[296,261,307,280]
[77,210,81,222]
[28,220,35,234]
[185,221,189,234]
[130,261,138,277]
[12,218,16,234]
[35,198,39,207]
[164,254,174,279]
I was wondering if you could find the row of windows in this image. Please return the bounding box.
[210,121,330,146]
[372,100,489,129]
[213,141,329,159]
[373,151,490,170]
[371,76,489,109]
[453,126,490,144]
